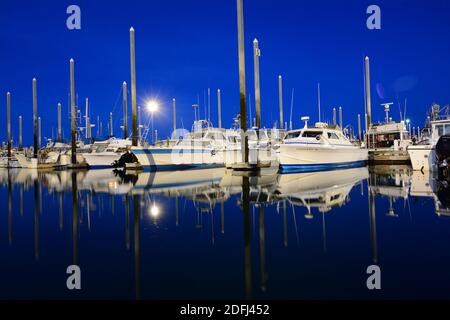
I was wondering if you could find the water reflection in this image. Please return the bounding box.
[0,165,449,299]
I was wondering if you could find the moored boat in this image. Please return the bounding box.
[130,120,225,171]
[408,104,450,172]
[277,117,368,173]
[367,121,412,164]
[81,137,132,168]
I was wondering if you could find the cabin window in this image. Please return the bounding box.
[445,124,450,135]
[330,194,340,201]
[436,125,444,137]
[259,131,269,141]
[371,133,400,148]
[177,140,192,146]
[302,131,322,138]
[327,132,339,139]
[205,133,225,142]
[247,131,258,140]
[95,145,108,153]
[285,132,301,139]
[403,132,411,140]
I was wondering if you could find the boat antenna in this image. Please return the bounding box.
[317,83,321,122]
[381,102,394,123]
[397,99,403,122]
[403,98,407,122]
[289,88,294,130]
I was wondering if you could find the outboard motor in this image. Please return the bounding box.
[436,135,450,180]
[113,151,138,168]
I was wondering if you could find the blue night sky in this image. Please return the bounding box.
[0,0,449,145]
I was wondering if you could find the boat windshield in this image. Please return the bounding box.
[93,144,109,153]
[327,132,340,140]
[285,132,301,140]
[435,124,450,137]
[302,131,322,138]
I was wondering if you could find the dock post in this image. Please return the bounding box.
[70,59,76,165]
[278,75,284,129]
[32,78,38,158]
[123,81,128,139]
[207,88,211,123]
[333,107,337,125]
[38,117,42,148]
[18,116,23,151]
[130,27,138,146]
[358,113,362,141]
[237,0,248,163]
[138,105,141,140]
[7,92,11,158]
[253,39,261,128]
[85,98,89,140]
[57,103,62,141]
[172,98,176,136]
[364,56,372,131]
[109,112,113,137]
[217,89,222,129]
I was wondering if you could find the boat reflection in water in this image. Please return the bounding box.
[1,164,450,299]
[275,167,369,217]
[409,170,450,217]
[369,165,411,218]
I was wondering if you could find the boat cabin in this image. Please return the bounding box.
[283,122,352,146]
[431,118,450,145]
[367,121,411,150]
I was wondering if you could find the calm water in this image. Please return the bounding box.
[0,166,450,300]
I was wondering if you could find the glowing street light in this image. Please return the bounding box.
[146,100,159,144]
[146,100,159,113]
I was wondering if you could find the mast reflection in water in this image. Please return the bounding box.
[0,165,450,299]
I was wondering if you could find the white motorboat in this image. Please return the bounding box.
[0,155,21,168]
[277,117,368,173]
[82,138,132,168]
[221,128,280,168]
[366,103,412,164]
[367,121,412,164]
[408,104,450,171]
[15,146,60,169]
[131,120,225,171]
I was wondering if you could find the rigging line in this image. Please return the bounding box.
[111,84,124,120]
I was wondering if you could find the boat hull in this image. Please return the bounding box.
[82,152,123,168]
[368,149,411,165]
[15,154,56,170]
[278,144,368,173]
[132,147,224,171]
[0,157,21,168]
[222,147,279,168]
[408,145,434,171]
